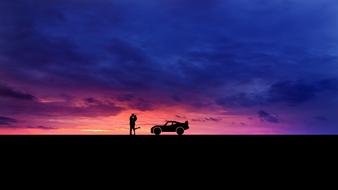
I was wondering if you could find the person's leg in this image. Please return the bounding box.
[130,127,132,135]
[132,124,135,135]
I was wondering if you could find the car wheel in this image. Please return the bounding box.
[154,128,161,136]
[176,127,184,135]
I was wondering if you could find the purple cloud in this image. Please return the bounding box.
[26,126,57,130]
[0,84,36,101]
[0,116,17,125]
[258,110,279,123]
[192,117,222,122]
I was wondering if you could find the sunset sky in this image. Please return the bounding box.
[1,0,338,134]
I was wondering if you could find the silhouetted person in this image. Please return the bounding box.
[129,114,137,135]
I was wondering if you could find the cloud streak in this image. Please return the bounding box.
[0,116,17,125]
[258,110,279,123]
[0,84,36,101]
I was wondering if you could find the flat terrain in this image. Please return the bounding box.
[1,135,336,150]
[1,135,337,165]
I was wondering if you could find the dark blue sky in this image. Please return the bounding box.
[0,0,338,134]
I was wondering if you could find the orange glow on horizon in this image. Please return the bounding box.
[0,105,288,134]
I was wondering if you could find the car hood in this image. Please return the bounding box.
[151,125,163,129]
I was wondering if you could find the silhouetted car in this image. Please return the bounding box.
[151,121,189,135]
